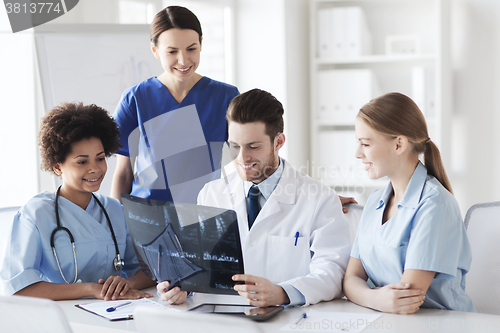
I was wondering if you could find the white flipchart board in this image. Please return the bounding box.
[34,24,163,195]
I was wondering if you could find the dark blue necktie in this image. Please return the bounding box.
[248,186,261,229]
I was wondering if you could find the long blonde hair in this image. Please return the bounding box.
[357,92,453,193]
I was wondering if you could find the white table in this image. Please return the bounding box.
[60,288,500,333]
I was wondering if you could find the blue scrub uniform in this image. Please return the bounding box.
[0,192,140,296]
[351,162,475,312]
[113,76,239,203]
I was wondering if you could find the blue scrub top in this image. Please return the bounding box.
[351,162,475,312]
[113,76,239,203]
[0,192,140,296]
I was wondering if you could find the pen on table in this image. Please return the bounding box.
[295,312,307,325]
[294,232,299,246]
[106,301,132,312]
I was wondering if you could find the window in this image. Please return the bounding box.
[0,33,38,207]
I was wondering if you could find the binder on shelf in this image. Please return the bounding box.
[318,8,332,58]
[346,69,381,117]
[344,6,372,58]
[331,7,345,59]
[424,68,436,118]
[411,66,426,115]
[411,66,435,118]
[317,130,369,184]
[317,69,380,124]
[317,6,372,59]
[317,70,336,121]
[386,35,421,55]
[317,131,350,184]
[317,70,346,122]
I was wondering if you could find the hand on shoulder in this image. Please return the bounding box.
[339,196,358,213]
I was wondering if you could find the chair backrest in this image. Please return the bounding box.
[134,306,264,333]
[0,206,20,238]
[0,206,20,295]
[464,201,500,315]
[0,295,73,333]
[343,204,364,245]
[0,206,19,233]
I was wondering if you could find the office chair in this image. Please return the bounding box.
[0,206,20,295]
[0,295,73,333]
[0,206,19,229]
[0,206,19,235]
[343,203,363,245]
[134,306,264,333]
[464,201,500,315]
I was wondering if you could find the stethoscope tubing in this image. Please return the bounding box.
[51,186,124,284]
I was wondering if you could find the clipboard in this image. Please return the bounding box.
[75,298,176,321]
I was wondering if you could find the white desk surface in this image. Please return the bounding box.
[60,287,500,333]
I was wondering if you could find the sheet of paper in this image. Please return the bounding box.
[69,323,130,333]
[280,310,383,333]
[76,298,180,321]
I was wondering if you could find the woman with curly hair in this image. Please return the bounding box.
[0,102,154,300]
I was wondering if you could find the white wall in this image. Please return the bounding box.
[232,0,311,168]
[2,0,500,214]
[496,7,500,202]
[0,10,38,207]
[283,0,310,170]
[449,0,500,213]
[233,0,286,96]
[232,0,500,214]
[233,0,289,158]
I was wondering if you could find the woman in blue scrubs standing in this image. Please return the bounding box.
[343,92,475,314]
[0,103,155,300]
[111,6,239,204]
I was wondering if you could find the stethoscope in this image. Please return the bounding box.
[51,186,125,284]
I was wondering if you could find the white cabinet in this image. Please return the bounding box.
[309,0,451,203]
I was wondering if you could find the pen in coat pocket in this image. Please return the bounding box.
[294,231,299,246]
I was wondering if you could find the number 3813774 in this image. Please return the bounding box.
[5,2,62,14]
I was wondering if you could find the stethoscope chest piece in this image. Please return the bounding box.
[114,255,125,271]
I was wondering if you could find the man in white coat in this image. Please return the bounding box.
[158,89,351,306]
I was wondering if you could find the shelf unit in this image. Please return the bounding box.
[309,0,451,203]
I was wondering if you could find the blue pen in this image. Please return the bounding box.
[294,232,299,246]
[106,301,132,312]
[295,312,307,325]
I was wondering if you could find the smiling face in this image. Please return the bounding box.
[53,137,107,204]
[151,28,201,83]
[228,121,284,184]
[354,117,399,180]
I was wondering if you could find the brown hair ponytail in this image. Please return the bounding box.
[424,140,453,193]
[358,92,453,194]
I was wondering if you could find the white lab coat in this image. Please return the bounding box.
[197,159,351,305]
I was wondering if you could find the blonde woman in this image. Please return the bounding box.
[343,93,475,314]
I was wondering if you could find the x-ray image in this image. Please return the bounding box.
[122,194,244,295]
[142,223,203,287]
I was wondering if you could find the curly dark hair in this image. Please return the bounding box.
[38,102,121,174]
